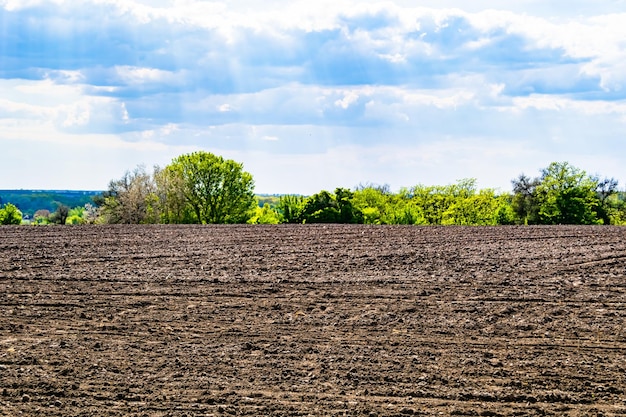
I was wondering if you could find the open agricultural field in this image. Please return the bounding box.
[1,225,626,416]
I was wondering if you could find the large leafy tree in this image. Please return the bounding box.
[165,151,256,224]
[512,162,608,225]
[535,162,600,224]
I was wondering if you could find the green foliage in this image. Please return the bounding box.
[154,166,196,224]
[495,197,516,225]
[411,183,464,225]
[535,162,599,224]
[0,203,23,225]
[334,188,364,224]
[299,188,363,224]
[353,186,387,224]
[511,174,539,224]
[248,204,282,224]
[511,162,613,225]
[300,190,339,223]
[276,194,306,223]
[389,202,426,225]
[603,193,626,225]
[257,195,280,208]
[28,204,98,226]
[353,180,514,225]
[409,180,474,225]
[166,152,256,224]
[32,209,51,225]
[442,189,495,225]
[593,177,619,225]
[17,158,619,227]
[383,190,426,225]
[49,204,70,225]
[354,179,525,226]
[65,206,86,225]
[353,184,422,225]
[97,152,255,225]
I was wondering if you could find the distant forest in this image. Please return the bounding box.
[0,190,102,218]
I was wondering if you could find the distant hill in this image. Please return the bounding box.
[0,190,102,218]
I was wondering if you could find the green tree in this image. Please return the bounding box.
[165,151,256,224]
[276,194,306,223]
[300,190,340,223]
[154,166,196,224]
[384,189,426,225]
[411,179,477,225]
[248,204,282,224]
[535,162,600,224]
[66,206,86,225]
[511,174,540,224]
[334,188,363,224]
[512,162,605,225]
[442,189,501,225]
[603,192,626,225]
[353,185,389,224]
[0,203,23,225]
[33,209,51,225]
[299,188,363,224]
[594,177,619,225]
[494,196,516,225]
[49,204,70,225]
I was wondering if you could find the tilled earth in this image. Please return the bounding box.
[1,225,626,416]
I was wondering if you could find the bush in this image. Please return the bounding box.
[0,203,23,225]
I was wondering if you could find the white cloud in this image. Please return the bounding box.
[511,95,626,115]
[335,91,360,109]
[115,66,179,84]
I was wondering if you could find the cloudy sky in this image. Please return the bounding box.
[1,0,625,194]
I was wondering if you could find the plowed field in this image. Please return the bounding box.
[1,225,626,416]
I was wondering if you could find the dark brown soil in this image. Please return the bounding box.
[1,225,626,416]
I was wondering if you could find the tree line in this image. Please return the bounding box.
[2,152,625,225]
[0,190,98,218]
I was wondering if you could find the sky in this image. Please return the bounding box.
[1,0,625,194]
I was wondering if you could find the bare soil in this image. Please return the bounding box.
[1,225,626,416]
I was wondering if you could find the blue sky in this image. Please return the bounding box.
[1,0,625,194]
